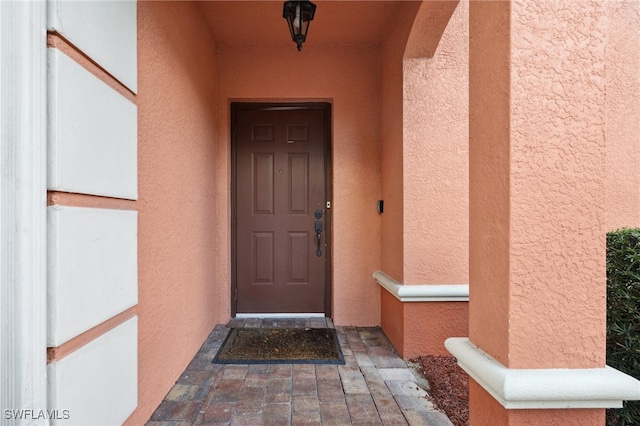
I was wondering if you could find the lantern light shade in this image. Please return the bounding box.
[283,0,317,51]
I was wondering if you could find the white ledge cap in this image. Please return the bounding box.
[373,270,469,302]
[445,337,640,409]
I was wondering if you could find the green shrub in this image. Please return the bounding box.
[606,228,640,426]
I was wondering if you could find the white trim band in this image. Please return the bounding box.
[445,337,640,409]
[373,270,469,302]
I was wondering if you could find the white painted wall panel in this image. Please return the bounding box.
[48,48,137,200]
[48,206,138,346]
[48,317,138,426]
[47,0,137,92]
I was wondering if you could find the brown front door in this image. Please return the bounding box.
[234,105,328,313]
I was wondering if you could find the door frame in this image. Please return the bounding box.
[230,102,333,317]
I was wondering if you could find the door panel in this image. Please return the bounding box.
[235,108,326,313]
[253,153,274,214]
[289,154,309,214]
[252,232,274,283]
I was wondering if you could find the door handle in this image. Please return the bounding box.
[315,209,323,257]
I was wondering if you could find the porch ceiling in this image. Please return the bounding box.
[197,1,403,47]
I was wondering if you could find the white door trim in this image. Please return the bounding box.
[0,1,48,423]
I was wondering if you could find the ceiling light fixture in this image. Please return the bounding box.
[282,0,317,51]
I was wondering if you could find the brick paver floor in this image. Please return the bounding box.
[146,318,453,426]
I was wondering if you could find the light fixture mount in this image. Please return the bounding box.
[283,0,317,51]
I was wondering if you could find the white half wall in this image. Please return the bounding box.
[48,206,138,346]
[47,0,137,92]
[48,317,138,426]
[48,48,137,200]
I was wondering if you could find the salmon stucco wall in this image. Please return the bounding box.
[606,0,640,231]
[381,0,469,357]
[128,2,226,424]
[217,45,382,326]
[468,0,513,365]
[379,2,419,353]
[380,289,404,353]
[402,0,468,286]
[380,2,421,283]
[471,382,603,425]
[404,302,468,359]
[470,0,607,370]
[507,0,607,369]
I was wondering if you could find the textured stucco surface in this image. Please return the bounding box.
[379,2,428,283]
[468,0,512,366]
[216,45,382,326]
[379,4,413,355]
[380,0,469,357]
[606,0,640,230]
[403,0,468,286]
[470,380,605,425]
[470,0,607,372]
[380,289,404,355]
[380,2,417,283]
[379,0,468,286]
[469,379,509,425]
[404,302,468,358]
[508,408,604,426]
[128,2,224,424]
[508,0,607,369]
[404,0,460,59]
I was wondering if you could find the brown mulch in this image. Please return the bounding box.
[412,355,469,426]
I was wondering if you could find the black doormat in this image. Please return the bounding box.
[213,328,345,364]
